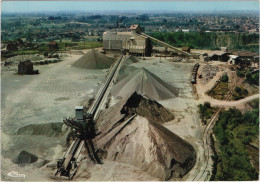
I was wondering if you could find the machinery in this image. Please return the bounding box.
[54,55,124,179]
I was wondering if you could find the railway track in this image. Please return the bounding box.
[192,69,237,181]
[54,55,124,179]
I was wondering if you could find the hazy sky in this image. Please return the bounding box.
[2,1,259,13]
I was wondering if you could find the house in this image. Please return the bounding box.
[182,29,190,33]
[49,41,58,50]
[130,24,141,34]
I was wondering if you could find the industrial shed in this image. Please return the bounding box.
[103,25,152,56]
[208,51,230,62]
[18,60,39,75]
[18,60,34,74]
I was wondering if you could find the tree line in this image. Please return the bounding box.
[148,32,259,52]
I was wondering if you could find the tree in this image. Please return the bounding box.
[43,51,48,57]
[235,87,242,93]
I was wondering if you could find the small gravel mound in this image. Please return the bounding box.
[12,151,38,165]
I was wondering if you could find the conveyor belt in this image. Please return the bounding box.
[54,55,124,179]
[140,33,192,56]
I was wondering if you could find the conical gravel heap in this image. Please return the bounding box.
[96,93,195,180]
[112,67,178,100]
[72,49,115,69]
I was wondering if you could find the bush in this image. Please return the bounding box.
[236,70,245,77]
[243,89,249,95]
[199,102,214,125]
[204,102,211,109]
[246,72,259,85]
[221,74,229,82]
[44,51,48,57]
[235,87,242,93]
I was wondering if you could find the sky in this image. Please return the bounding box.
[2,1,259,13]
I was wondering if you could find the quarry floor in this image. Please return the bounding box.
[1,51,205,181]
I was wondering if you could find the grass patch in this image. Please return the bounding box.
[207,81,230,100]
[232,86,249,100]
[2,50,40,58]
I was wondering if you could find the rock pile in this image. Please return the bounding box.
[200,64,219,84]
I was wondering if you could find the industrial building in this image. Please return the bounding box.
[18,60,33,75]
[208,51,230,62]
[103,25,152,56]
[18,60,39,75]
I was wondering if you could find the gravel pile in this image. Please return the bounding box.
[72,49,115,69]
[112,67,179,100]
[96,93,195,180]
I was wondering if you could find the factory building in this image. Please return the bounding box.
[103,25,152,56]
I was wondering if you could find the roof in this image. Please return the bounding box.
[182,47,190,51]
[208,51,227,57]
[130,24,139,30]
[234,51,258,57]
[49,41,57,45]
[228,55,239,59]
[19,59,33,66]
[75,106,83,110]
[117,32,132,35]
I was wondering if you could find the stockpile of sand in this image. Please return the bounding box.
[15,122,65,137]
[95,93,195,180]
[111,67,179,100]
[72,49,115,69]
[101,116,195,180]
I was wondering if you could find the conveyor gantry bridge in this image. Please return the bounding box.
[140,32,192,57]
